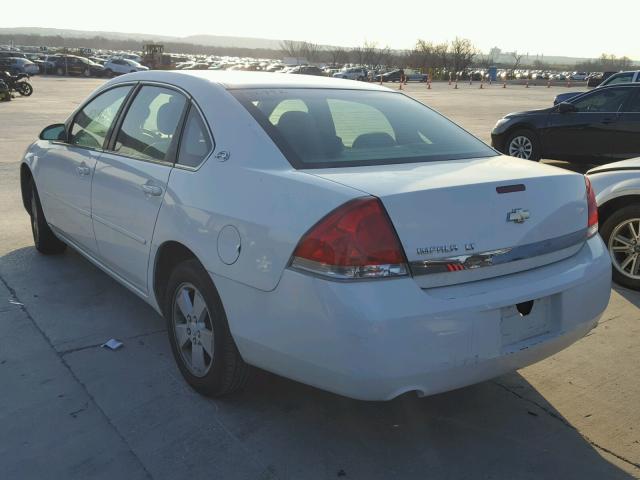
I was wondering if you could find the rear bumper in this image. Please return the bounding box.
[213,236,611,400]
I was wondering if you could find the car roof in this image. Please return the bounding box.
[110,70,391,91]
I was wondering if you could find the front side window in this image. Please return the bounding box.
[232,88,496,169]
[571,88,631,113]
[70,85,133,149]
[177,106,213,167]
[113,85,187,162]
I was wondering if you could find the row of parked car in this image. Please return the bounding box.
[0,51,148,77]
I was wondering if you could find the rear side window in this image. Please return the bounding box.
[113,86,187,162]
[70,85,132,149]
[572,88,631,113]
[603,72,634,86]
[232,88,496,169]
[177,106,213,167]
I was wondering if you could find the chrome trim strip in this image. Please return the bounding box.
[410,229,587,276]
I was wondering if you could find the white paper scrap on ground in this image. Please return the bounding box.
[101,339,124,350]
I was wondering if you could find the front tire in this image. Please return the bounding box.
[600,204,640,290]
[30,181,66,254]
[164,259,249,396]
[505,129,541,161]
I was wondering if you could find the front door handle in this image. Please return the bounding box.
[601,118,616,125]
[76,163,90,176]
[141,184,163,196]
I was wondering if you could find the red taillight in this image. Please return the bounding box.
[585,176,598,237]
[291,197,408,279]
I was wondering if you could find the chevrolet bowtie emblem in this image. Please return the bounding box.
[507,208,530,224]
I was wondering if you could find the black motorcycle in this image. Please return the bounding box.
[0,71,33,96]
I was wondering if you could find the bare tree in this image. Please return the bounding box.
[327,47,349,66]
[450,37,478,73]
[279,40,321,63]
[434,42,449,70]
[510,51,524,77]
[280,40,303,58]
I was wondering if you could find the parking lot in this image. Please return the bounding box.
[1,76,639,479]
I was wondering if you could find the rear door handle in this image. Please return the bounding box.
[141,184,163,196]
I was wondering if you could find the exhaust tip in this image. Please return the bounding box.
[516,300,534,316]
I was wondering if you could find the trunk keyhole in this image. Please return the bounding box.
[516,300,534,316]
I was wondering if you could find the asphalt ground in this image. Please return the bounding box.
[0,76,638,479]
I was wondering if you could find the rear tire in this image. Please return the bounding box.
[600,204,640,291]
[505,129,541,161]
[30,180,66,255]
[17,82,33,96]
[164,259,249,396]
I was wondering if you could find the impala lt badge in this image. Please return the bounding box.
[507,208,530,224]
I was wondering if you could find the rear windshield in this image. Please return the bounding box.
[231,88,497,169]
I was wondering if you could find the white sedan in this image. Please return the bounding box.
[588,158,640,290]
[103,57,149,76]
[20,71,611,400]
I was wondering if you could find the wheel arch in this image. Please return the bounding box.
[598,194,640,227]
[20,163,34,215]
[153,240,204,314]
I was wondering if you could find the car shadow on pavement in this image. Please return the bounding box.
[0,246,635,479]
[614,285,640,308]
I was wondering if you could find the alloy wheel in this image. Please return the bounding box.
[608,218,640,280]
[172,282,215,377]
[508,136,533,159]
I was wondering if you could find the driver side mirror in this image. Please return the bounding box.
[557,102,577,114]
[39,123,67,142]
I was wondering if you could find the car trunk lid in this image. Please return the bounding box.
[308,156,589,288]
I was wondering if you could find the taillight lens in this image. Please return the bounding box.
[585,176,598,237]
[290,197,408,279]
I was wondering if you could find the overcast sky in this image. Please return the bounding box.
[2,0,638,59]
